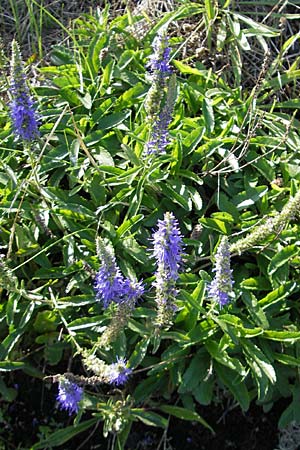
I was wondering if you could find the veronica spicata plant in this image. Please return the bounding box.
[9,40,39,141]
[152,211,183,327]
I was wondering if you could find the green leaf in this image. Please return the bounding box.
[116,215,144,240]
[179,352,210,394]
[200,217,230,234]
[129,338,150,369]
[268,245,299,275]
[242,292,269,329]
[0,361,25,371]
[131,409,168,428]
[205,340,247,376]
[258,282,297,309]
[97,111,131,130]
[202,98,215,134]
[33,310,60,333]
[193,377,214,406]
[32,418,98,449]
[241,338,276,384]
[233,186,268,209]
[263,330,300,342]
[159,405,214,433]
[214,363,250,411]
[274,352,300,367]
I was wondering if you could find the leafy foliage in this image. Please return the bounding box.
[1,1,300,448]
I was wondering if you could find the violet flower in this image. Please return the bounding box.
[9,40,39,141]
[207,236,234,307]
[57,378,83,415]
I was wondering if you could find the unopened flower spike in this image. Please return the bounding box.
[152,212,183,328]
[56,377,83,415]
[9,40,39,141]
[146,74,177,155]
[144,30,172,123]
[207,236,234,307]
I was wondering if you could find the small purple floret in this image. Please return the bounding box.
[57,378,83,415]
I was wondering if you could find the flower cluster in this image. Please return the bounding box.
[208,236,234,307]
[9,40,39,141]
[56,377,83,415]
[152,212,183,327]
[56,357,132,414]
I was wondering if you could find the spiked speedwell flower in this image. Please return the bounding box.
[94,237,144,311]
[9,40,39,141]
[94,238,125,308]
[57,378,83,415]
[208,236,234,307]
[106,357,132,386]
[146,31,172,77]
[98,279,144,348]
[152,212,183,327]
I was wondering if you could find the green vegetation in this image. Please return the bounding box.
[1,1,300,448]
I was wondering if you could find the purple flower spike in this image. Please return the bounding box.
[107,357,132,386]
[94,238,144,309]
[147,32,172,77]
[57,378,83,415]
[153,212,183,278]
[94,238,125,308]
[146,99,173,155]
[9,40,39,141]
[207,236,234,307]
[152,212,184,327]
